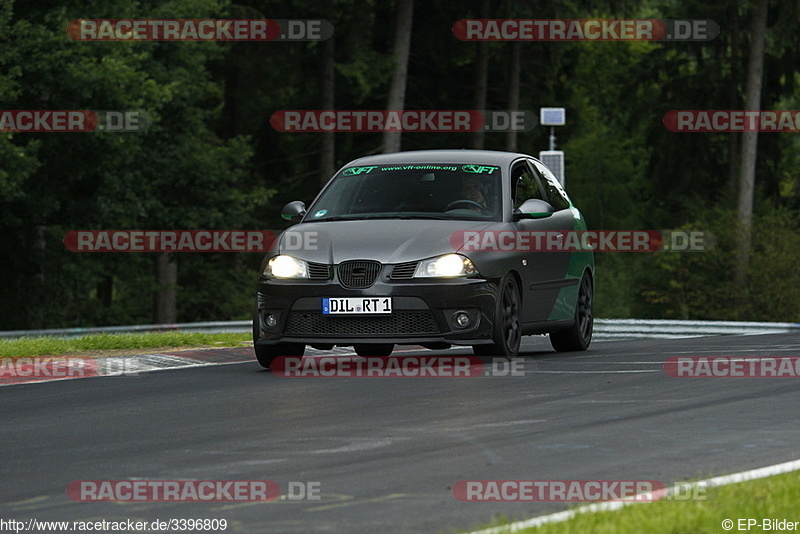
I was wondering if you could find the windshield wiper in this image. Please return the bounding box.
[316,214,494,222]
[306,213,485,222]
[312,216,368,222]
[390,215,453,220]
[315,214,452,221]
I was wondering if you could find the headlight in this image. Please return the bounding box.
[414,254,477,278]
[265,255,309,278]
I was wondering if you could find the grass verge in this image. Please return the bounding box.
[467,469,800,534]
[0,332,252,358]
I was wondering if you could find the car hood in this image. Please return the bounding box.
[276,219,497,264]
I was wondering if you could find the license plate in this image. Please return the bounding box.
[322,297,392,315]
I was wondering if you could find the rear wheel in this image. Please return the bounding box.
[354,344,394,357]
[549,272,593,352]
[473,274,521,359]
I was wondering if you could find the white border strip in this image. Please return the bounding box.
[468,458,800,533]
[0,346,368,388]
[0,359,251,387]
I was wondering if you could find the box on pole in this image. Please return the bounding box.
[539,107,566,187]
[539,150,565,188]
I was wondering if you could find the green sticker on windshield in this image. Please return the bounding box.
[462,165,498,174]
[379,165,458,171]
[342,166,377,176]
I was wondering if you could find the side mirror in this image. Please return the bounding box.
[513,199,555,220]
[281,201,307,221]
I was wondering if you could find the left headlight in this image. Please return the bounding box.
[264,255,309,278]
[414,254,477,278]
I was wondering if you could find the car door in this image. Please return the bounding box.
[529,158,584,322]
[512,159,575,324]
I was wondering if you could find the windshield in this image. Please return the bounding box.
[306,163,502,222]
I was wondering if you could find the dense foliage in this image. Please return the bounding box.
[0,0,797,328]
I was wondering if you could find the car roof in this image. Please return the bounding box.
[347,149,534,167]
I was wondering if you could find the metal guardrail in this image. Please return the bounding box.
[0,321,252,339]
[593,319,800,339]
[0,319,797,340]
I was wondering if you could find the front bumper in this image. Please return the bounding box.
[254,275,499,347]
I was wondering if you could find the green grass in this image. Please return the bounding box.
[0,332,252,358]
[467,469,800,534]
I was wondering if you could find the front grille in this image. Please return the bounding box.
[285,311,440,337]
[337,260,381,288]
[390,261,418,280]
[308,262,331,280]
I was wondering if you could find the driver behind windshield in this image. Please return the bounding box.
[458,175,488,212]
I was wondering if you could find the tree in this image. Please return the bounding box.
[382,0,414,153]
[0,0,266,328]
[319,33,336,184]
[734,0,769,294]
[505,41,521,152]
[471,0,490,150]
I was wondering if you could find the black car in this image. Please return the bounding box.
[253,149,594,369]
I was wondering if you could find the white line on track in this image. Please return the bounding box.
[531,370,661,374]
[467,458,800,534]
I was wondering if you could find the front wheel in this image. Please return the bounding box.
[254,342,305,369]
[253,306,305,369]
[473,274,521,359]
[549,272,593,352]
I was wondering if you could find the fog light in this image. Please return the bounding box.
[265,314,277,328]
[454,311,470,329]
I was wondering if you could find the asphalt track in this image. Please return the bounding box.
[2,332,799,533]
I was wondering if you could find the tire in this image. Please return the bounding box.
[254,343,277,370]
[253,307,305,369]
[472,274,521,359]
[254,342,305,369]
[354,344,394,357]
[550,271,593,352]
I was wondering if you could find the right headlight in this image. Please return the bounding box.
[264,255,309,279]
